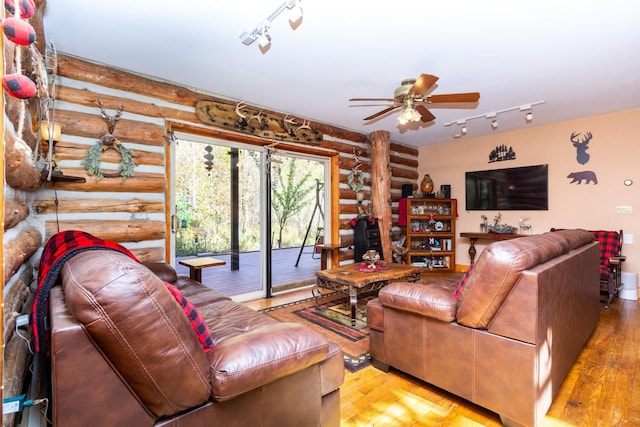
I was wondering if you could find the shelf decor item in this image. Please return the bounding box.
[420,174,434,194]
[487,212,517,234]
[361,250,381,269]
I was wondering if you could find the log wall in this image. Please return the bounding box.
[2,0,47,417]
[33,53,419,264]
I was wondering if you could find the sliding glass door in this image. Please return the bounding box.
[169,132,329,301]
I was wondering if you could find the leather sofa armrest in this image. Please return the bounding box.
[378,282,457,322]
[143,261,178,283]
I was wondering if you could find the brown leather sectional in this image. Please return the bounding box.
[367,229,600,427]
[49,250,344,426]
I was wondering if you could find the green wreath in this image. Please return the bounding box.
[83,138,135,182]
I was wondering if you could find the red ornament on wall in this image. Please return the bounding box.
[2,73,37,99]
[2,17,36,45]
[4,0,36,19]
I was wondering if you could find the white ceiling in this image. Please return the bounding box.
[42,1,640,147]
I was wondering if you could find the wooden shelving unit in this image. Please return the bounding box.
[405,198,457,273]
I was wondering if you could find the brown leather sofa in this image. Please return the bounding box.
[367,229,600,427]
[49,250,344,427]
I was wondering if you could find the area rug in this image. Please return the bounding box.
[262,292,376,372]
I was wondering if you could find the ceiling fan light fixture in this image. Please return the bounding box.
[398,106,420,124]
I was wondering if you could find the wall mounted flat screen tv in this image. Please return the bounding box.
[465,164,549,210]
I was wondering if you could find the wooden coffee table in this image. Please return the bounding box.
[315,262,422,325]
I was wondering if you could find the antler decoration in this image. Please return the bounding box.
[82,99,135,181]
[235,102,248,127]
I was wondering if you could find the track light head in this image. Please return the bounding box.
[525,111,533,123]
[258,32,271,49]
[288,1,303,27]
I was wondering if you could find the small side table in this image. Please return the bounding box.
[314,243,349,270]
[178,257,226,282]
[459,232,524,264]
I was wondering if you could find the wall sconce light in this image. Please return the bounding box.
[240,0,303,50]
[41,122,62,143]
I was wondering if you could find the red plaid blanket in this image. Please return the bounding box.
[32,230,138,354]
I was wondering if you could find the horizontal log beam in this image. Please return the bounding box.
[54,110,165,147]
[45,220,165,243]
[32,197,164,215]
[43,139,164,167]
[55,85,197,125]
[43,168,166,193]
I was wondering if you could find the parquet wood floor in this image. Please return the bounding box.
[245,290,640,426]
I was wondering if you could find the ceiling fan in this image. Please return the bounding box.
[349,74,480,124]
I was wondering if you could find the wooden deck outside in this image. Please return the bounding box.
[175,245,321,297]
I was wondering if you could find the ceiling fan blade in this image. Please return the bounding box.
[349,97,395,102]
[363,105,400,121]
[427,92,480,104]
[409,74,439,96]
[416,105,435,122]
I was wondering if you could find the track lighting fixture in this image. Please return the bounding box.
[239,0,303,50]
[444,101,545,138]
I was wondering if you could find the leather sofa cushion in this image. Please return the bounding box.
[456,232,571,328]
[192,297,330,401]
[61,250,212,417]
[208,321,330,400]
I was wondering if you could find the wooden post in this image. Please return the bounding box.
[369,130,392,261]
